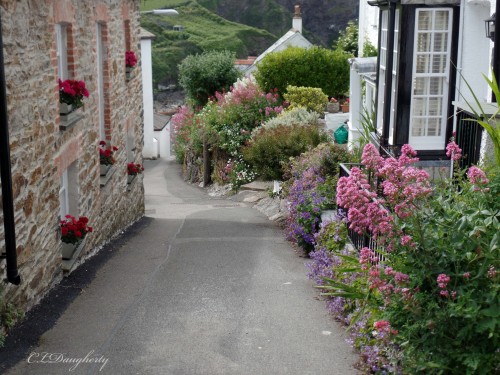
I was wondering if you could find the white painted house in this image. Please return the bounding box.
[245,5,313,75]
[350,0,497,168]
[140,27,157,159]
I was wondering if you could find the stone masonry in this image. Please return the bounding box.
[0,0,144,313]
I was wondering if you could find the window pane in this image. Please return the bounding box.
[432,54,446,73]
[418,11,431,30]
[413,98,427,116]
[429,77,444,95]
[427,118,441,136]
[414,77,428,95]
[417,33,431,52]
[434,11,449,30]
[433,32,448,52]
[416,54,430,73]
[428,98,442,115]
[412,118,426,136]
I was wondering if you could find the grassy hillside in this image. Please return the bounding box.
[140,0,277,86]
[196,0,358,47]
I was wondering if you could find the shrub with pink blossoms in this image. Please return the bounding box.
[329,143,499,373]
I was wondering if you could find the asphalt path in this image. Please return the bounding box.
[3,158,357,375]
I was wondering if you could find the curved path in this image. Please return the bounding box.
[6,158,357,375]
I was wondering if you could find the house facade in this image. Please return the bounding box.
[244,5,313,75]
[352,0,496,167]
[0,0,144,312]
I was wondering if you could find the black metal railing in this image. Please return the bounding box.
[455,109,484,169]
[338,163,385,260]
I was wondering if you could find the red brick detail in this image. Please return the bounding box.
[54,137,81,177]
[99,23,113,141]
[124,20,131,51]
[122,3,130,20]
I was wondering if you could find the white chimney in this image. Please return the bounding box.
[292,5,302,33]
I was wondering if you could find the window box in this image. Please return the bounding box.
[126,67,135,81]
[100,165,115,187]
[61,239,85,260]
[100,164,111,176]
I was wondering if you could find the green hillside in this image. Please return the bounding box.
[140,0,278,86]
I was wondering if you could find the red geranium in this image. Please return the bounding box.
[58,79,89,108]
[125,51,137,68]
[60,215,92,245]
[99,140,119,166]
[127,162,144,175]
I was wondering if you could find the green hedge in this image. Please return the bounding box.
[254,46,351,99]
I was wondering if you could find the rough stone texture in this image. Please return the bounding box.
[0,0,144,314]
[240,181,274,191]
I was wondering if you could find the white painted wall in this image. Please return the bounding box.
[141,36,156,159]
[358,0,379,57]
[455,0,492,104]
[155,121,171,158]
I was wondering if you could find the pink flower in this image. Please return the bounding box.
[463,272,471,279]
[401,235,412,246]
[440,290,449,297]
[437,273,450,289]
[446,141,462,161]
[467,166,489,186]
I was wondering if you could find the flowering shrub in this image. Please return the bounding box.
[259,107,320,132]
[283,85,329,115]
[125,50,137,68]
[243,124,329,181]
[99,141,118,165]
[326,143,500,373]
[282,144,352,253]
[60,215,92,245]
[171,105,199,163]
[127,163,144,175]
[58,79,89,108]
[223,155,257,190]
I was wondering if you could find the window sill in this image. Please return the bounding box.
[61,239,86,273]
[100,165,116,187]
[59,112,83,131]
[127,174,138,191]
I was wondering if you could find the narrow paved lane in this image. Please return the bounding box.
[6,158,357,375]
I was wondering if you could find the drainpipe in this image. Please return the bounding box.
[381,0,397,150]
[0,11,21,285]
[493,2,500,102]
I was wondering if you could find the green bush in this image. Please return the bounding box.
[178,50,242,107]
[283,85,328,115]
[242,124,329,180]
[254,46,351,99]
[260,107,320,131]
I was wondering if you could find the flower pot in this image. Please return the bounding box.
[326,102,339,113]
[127,174,136,184]
[340,104,350,113]
[126,67,135,80]
[100,164,111,176]
[61,241,79,260]
[60,103,73,115]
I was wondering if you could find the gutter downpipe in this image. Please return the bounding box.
[0,11,21,285]
[381,0,398,151]
[493,0,500,102]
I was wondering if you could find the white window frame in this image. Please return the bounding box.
[96,23,106,141]
[56,24,68,80]
[59,170,69,218]
[409,8,453,150]
[376,9,400,145]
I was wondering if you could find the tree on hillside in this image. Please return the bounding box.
[178,50,242,107]
[254,46,351,99]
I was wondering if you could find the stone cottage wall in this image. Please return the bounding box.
[0,0,144,312]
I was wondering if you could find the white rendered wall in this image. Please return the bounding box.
[358,0,379,57]
[141,38,156,159]
[455,0,492,104]
[156,123,171,158]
